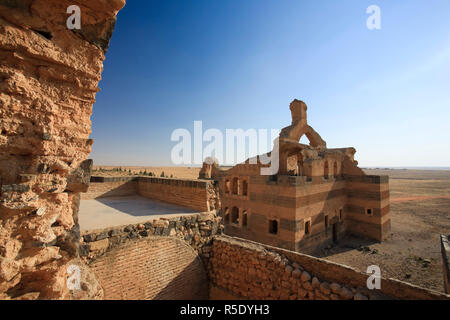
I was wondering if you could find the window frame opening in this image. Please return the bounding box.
[269,219,278,235]
[231,207,239,224]
[242,180,248,196]
[305,220,311,235]
[242,210,248,227]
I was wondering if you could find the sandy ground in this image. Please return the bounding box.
[318,169,450,293]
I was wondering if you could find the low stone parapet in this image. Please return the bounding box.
[207,235,450,300]
[80,212,223,262]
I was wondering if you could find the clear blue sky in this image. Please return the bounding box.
[90,0,450,167]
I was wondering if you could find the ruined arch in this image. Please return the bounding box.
[279,100,327,148]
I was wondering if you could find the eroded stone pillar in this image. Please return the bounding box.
[0,0,125,299]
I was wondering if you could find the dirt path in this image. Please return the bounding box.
[391,195,450,203]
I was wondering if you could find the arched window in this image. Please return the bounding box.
[324,215,329,229]
[305,220,311,235]
[224,207,230,223]
[333,162,338,178]
[324,161,329,180]
[242,180,248,196]
[242,210,248,227]
[232,177,239,195]
[231,207,239,224]
[269,220,278,234]
[225,180,230,194]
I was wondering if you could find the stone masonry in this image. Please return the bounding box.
[208,236,450,300]
[0,0,125,299]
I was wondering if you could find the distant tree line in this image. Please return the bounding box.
[92,167,174,178]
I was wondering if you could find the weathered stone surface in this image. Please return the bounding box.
[330,282,341,294]
[80,213,223,261]
[300,271,311,283]
[319,282,331,295]
[89,239,108,252]
[0,0,125,299]
[312,276,321,289]
[292,268,301,278]
[66,160,93,193]
[82,232,450,301]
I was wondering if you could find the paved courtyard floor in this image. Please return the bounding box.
[79,195,198,231]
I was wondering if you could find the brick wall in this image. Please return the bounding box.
[82,176,215,212]
[207,236,450,300]
[81,177,137,200]
[221,175,349,255]
[89,237,208,299]
[138,177,213,212]
[344,175,391,241]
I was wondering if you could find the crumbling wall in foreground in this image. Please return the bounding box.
[80,213,222,299]
[208,236,450,300]
[0,0,125,299]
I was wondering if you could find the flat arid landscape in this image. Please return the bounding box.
[321,169,450,292]
[92,165,202,180]
[92,166,450,292]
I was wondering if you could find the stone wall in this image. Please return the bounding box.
[79,212,222,299]
[441,235,450,294]
[207,236,450,300]
[0,0,125,300]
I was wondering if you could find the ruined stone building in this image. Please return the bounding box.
[1,1,448,301]
[201,100,391,254]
